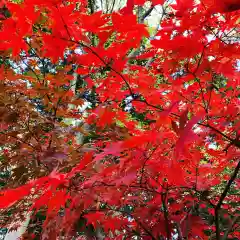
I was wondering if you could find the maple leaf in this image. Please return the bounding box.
[120,0,134,15]
[175,114,204,160]
[84,211,104,229]
[171,0,196,16]
[114,171,136,186]
[156,101,179,126]
[47,189,68,215]
[68,152,93,177]
[31,189,53,212]
[103,217,128,232]
[94,142,123,162]
[0,184,32,209]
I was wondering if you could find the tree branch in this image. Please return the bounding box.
[161,189,171,240]
[140,6,154,23]
[223,215,239,240]
[215,160,240,240]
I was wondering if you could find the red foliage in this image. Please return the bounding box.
[0,0,239,239]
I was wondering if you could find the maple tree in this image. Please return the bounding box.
[0,0,240,239]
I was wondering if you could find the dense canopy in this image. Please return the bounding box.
[0,0,240,239]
